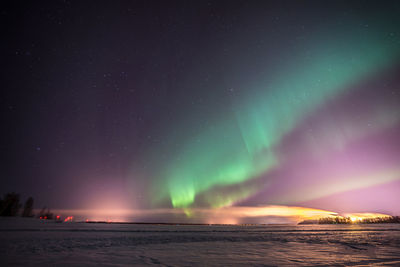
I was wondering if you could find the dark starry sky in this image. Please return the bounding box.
[2,1,259,208]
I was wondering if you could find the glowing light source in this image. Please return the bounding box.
[64,216,74,222]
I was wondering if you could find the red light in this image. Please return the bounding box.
[64,216,74,222]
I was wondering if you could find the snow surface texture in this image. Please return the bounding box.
[0,218,400,266]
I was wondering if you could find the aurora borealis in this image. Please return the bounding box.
[158,28,400,209]
[2,1,400,222]
[151,8,400,214]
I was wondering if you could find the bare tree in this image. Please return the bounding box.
[22,197,34,217]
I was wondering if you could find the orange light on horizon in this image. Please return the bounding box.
[344,213,390,220]
[49,207,392,224]
[350,217,360,222]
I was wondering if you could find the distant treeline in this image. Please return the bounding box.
[0,192,33,217]
[0,192,53,219]
[318,216,400,224]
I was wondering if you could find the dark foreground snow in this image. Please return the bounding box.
[0,218,399,266]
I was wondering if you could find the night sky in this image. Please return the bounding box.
[2,1,400,221]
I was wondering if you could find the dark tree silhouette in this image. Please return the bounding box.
[22,197,34,217]
[0,192,21,216]
[318,216,400,224]
[38,206,53,220]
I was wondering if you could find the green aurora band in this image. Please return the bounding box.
[157,27,400,210]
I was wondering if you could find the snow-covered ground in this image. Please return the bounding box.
[1,218,399,266]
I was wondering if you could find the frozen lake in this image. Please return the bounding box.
[1,218,399,266]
